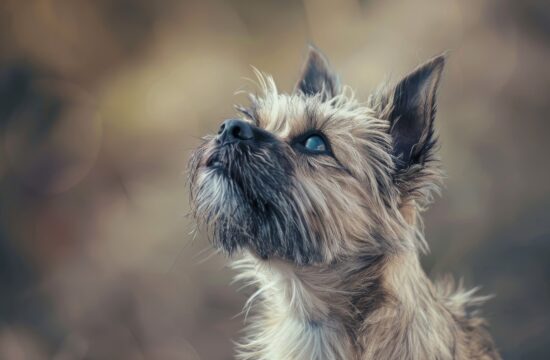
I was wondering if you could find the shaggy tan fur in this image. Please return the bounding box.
[188,47,501,359]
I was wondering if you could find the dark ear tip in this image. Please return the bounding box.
[305,44,330,67]
[306,43,319,52]
[400,52,447,91]
[295,45,339,98]
[423,52,448,74]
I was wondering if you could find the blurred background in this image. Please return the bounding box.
[0,0,548,359]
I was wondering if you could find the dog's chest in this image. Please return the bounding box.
[252,313,353,360]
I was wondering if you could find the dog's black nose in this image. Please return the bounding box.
[218,119,254,144]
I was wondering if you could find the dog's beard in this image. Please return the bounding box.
[189,139,322,264]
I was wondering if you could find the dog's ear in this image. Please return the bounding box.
[385,55,445,170]
[295,46,340,99]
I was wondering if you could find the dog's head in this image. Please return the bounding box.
[189,47,445,265]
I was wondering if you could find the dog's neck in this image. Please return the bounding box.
[233,246,463,360]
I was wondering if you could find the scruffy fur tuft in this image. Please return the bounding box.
[188,46,500,360]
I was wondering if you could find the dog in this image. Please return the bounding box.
[188,46,501,360]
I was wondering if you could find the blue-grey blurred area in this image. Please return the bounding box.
[0,0,548,359]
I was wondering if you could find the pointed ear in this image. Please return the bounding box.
[295,46,340,99]
[387,55,446,169]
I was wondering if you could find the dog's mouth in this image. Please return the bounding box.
[205,152,223,168]
[205,153,233,177]
[203,147,283,215]
[205,151,249,194]
[206,156,224,169]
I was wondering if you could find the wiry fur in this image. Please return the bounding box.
[188,47,500,359]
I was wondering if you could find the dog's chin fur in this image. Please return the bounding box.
[188,138,326,265]
[188,48,501,359]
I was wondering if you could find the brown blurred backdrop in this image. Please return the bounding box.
[0,0,549,359]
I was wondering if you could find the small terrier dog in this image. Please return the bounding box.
[189,47,500,360]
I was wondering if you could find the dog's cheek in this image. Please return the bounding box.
[294,167,376,261]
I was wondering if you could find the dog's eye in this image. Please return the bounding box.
[303,135,327,153]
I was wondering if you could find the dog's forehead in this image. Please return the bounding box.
[245,90,393,179]
[253,92,374,140]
